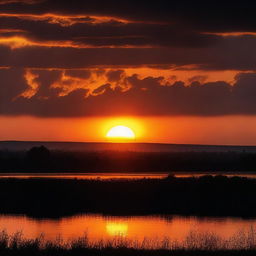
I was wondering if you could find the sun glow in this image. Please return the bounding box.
[102,118,143,142]
[106,222,128,236]
[106,125,135,141]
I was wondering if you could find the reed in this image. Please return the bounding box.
[1,228,256,255]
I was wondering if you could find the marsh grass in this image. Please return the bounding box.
[1,228,256,255]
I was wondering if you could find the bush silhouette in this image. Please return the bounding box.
[26,146,51,169]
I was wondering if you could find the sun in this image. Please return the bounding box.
[106,125,135,141]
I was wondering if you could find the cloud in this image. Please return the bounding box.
[0,1,255,72]
[0,15,219,48]
[0,0,43,4]
[2,68,256,117]
[0,0,256,119]
[0,1,255,51]
[0,35,255,71]
[1,1,256,33]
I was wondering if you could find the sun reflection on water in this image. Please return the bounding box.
[106,222,128,236]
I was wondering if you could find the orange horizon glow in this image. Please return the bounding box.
[2,115,256,145]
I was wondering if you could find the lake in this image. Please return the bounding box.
[1,173,256,249]
[0,172,256,180]
[1,214,256,246]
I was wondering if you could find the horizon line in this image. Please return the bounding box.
[1,140,256,147]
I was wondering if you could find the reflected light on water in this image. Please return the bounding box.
[0,173,167,180]
[1,214,256,245]
[0,172,256,180]
[106,222,128,236]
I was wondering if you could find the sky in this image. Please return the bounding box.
[1,0,256,144]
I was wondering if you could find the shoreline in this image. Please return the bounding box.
[0,175,255,218]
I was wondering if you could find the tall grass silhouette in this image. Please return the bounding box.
[1,228,256,255]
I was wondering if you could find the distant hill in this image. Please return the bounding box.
[1,141,256,153]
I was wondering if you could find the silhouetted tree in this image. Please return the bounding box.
[26,146,51,170]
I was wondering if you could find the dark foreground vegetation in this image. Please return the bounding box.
[1,146,256,172]
[1,230,256,256]
[0,175,256,217]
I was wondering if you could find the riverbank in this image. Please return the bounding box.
[2,148,256,172]
[0,175,255,217]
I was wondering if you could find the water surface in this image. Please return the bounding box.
[0,172,256,180]
[1,214,255,244]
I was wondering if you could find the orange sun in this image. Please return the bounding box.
[106,125,135,141]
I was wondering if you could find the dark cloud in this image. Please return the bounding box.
[1,0,256,33]
[65,70,91,79]
[0,0,43,4]
[0,68,28,104]
[0,1,254,71]
[92,84,111,95]
[0,1,254,50]
[188,75,207,83]
[0,1,256,118]
[2,68,256,117]
[0,36,255,70]
[0,15,219,48]
[106,70,125,82]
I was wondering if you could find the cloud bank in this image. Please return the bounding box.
[1,68,256,117]
[1,0,256,117]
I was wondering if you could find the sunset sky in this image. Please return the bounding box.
[1,0,256,144]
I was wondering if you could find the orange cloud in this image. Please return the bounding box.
[2,67,256,118]
[0,36,87,49]
[203,32,256,37]
[0,35,154,49]
[15,67,239,95]
[18,69,39,98]
[0,13,132,26]
[0,28,26,33]
[51,69,130,97]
